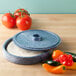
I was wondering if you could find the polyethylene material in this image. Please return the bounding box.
[3,38,51,65]
[13,30,61,51]
[2,30,61,65]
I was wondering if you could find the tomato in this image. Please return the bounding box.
[2,13,16,28]
[14,8,30,19]
[16,15,32,31]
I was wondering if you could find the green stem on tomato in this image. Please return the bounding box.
[9,11,15,18]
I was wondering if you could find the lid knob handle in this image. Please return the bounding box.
[33,34,42,41]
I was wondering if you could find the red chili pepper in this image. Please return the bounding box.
[59,54,73,66]
[53,57,60,63]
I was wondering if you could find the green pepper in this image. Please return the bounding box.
[65,52,76,62]
[45,60,61,66]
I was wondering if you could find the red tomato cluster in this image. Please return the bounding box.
[2,8,32,31]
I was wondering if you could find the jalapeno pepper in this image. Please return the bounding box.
[45,60,61,66]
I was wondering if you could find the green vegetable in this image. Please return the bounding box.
[45,60,61,66]
[65,52,76,62]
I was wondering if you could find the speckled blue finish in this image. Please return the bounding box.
[13,30,61,51]
[2,30,61,65]
[2,38,51,65]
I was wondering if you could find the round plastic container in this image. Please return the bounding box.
[2,30,61,65]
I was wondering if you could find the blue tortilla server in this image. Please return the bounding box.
[2,30,61,65]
